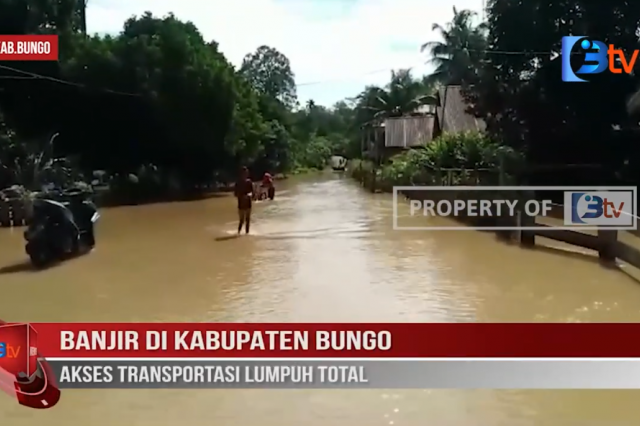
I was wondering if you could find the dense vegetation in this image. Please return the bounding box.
[365,1,640,188]
[0,4,364,195]
[1,0,640,198]
[471,0,640,186]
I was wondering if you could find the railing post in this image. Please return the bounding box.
[519,190,536,247]
[495,155,517,241]
[371,166,376,193]
[597,229,618,263]
[498,154,506,186]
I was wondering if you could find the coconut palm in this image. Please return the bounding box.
[356,69,437,122]
[421,7,488,86]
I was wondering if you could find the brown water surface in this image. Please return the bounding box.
[1,172,640,425]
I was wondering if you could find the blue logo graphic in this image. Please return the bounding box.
[571,193,605,223]
[0,342,5,358]
[561,36,609,82]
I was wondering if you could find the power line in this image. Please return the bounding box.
[0,60,399,90]
[0,76,34,79]
[0,64,140,96]
[471,48,560,55]
[0,60,349,91]
[0,45,564,92]
[294,48,562,87]
[295,67,400,87]
[0,60,346,91]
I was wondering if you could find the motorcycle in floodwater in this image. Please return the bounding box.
[24,197,100,267]
[256,185,275,201]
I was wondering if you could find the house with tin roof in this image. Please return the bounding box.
[433,85,485,136]
[361,108,436,161]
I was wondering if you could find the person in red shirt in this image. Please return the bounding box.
[234,167,253,234]
[261,172,275,200]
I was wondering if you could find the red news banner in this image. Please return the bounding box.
[28,323,640,357]
[0,35,58,61]
[4,322,640,411]
[12,323,640,358]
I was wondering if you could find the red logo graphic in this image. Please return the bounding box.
[0,322,60,409]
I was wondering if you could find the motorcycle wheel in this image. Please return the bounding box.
[28,246,50,268]
[79,231,95,249]
[59,232,79,255]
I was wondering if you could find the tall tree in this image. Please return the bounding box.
[421,7,488,86]
[470,0,640,179]
[240,45,297,108]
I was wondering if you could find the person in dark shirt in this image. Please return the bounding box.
[234,166,254,234]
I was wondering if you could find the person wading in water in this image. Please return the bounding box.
[234,166,254,234]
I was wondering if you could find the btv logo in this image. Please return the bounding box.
[575,194,623,220]
[0,342,21,358]
[563,190,636,228]
[561,36,639,82]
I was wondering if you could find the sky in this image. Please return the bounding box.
[87,0,484,106]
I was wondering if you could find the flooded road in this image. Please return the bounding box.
[2,172,640,425]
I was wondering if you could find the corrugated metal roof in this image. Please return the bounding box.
[437,85,485,133]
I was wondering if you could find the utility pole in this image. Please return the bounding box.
[78,0,87,34]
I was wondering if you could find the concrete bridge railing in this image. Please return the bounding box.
[400,187,640,269]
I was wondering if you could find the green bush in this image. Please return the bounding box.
[378,131,520,187]
[423,131,510,168]
[379,149,431,185]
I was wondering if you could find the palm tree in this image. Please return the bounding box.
[356,69,436,122]
[421,7,488,86]
[305,99,316,112]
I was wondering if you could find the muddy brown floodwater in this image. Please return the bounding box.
[2,172,640,425]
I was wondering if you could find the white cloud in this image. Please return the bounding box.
[87,0,483,105]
